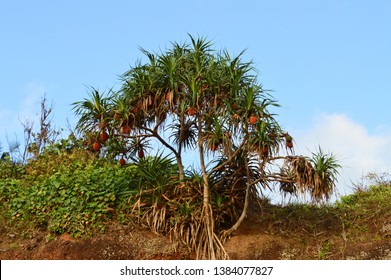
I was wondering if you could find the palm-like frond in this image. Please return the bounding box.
[310,147,341,200]
[72,87,110,132]
[210,148,261,193]
[169,119,197,151]
[202,116,231,153]
[280,147,341,201]
[249,120,282,158]
[134,153,178,189]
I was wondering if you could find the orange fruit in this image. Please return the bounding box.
[121,125,131,135]
[188,107,195,116]
[100,131,108,142]
[92,142,101,151]
[249,115,257,125]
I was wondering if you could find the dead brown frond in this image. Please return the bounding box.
[281,153,340,202]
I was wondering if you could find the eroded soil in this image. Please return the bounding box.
[1,212,390,260]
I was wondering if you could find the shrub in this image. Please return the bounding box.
[0,147,138,237]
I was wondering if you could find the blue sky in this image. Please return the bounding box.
[1,0,390,200]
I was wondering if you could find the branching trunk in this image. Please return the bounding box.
[220,126,263,241]
[143,126,186,181]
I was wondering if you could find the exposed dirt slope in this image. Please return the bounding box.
[1,210,390,260]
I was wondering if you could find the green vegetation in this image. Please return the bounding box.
[0,139,135,237]
[1,145,389,259]
[1,35,359,260]
[252,179,390,259]
[259,182,390,236]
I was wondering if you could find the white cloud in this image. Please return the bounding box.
[294,113,391,197]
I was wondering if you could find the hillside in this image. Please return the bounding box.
[1,183,390,260]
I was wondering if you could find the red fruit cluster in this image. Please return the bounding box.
[285,134,293,149]
[93,142,101,151]
[249,115,257,125]
[100,131,109,142]
[187,107,195,116]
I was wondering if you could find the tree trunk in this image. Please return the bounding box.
[176,154,185,182]
[177,113,186,182]
[221,154,267,241]
[195,118,229,260]
[197,120,215,259]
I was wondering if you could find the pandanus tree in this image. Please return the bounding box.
[73,35,340,259]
